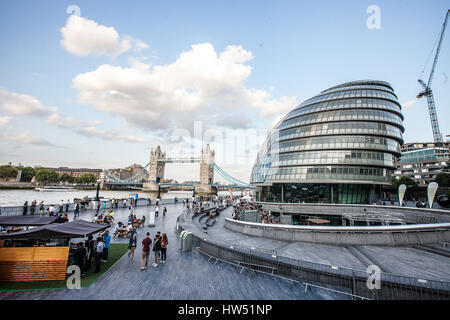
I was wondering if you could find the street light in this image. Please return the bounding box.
[95,179,101,202]
[157,182,161,200]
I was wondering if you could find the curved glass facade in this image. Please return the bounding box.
[251,80,404,204]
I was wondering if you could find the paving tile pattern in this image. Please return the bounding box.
[0,203,347,300]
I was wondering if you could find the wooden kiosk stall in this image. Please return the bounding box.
[0,218,108,282]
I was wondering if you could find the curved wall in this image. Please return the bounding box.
[251,80,404,204]
[224,218,450,246]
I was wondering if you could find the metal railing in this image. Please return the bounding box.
[176,214,450,300]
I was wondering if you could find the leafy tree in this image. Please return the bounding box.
[435,172,450,187]
[391,176,399,188]
[392,176,417,188]
[78,174,97,184]
[16,166,35,182]
[60,173,74,183]
[0,165,18,179]
[35,168,59,183]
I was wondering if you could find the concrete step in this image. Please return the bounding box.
[414,245,450,258]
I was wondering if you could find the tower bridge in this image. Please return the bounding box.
[103,144,253,196]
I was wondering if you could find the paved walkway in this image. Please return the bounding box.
[0,203,347,300]
[183,205,450,282]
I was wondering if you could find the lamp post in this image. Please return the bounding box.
[95,179,101,201]
[95,179,101,212]
[157,182,161,200]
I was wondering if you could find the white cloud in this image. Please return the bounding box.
[0,87,78,128]
[402,99,416,109]
[72,42,297,131]
[45,113,79,128]
[0,88,57,117]
[60,15,148,58]
[0,115,11,127]
[0,132,57,146]
[0,87,148,144]
[75,126,148,144]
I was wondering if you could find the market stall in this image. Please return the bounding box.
[0,220,108,282]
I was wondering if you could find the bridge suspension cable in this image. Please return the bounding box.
[104,162,150,183]
[210,162,250,187]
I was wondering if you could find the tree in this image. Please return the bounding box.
[435,172,450,187]
[16,166,35,182]
[60,173,74,183]
[35,168,59,183]
[392,176,417,188]
[0,165,18,179]
[78,174,97,184]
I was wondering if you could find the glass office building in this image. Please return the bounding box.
[251,80,404,204]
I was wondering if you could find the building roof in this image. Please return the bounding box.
[0,216,65,226]
[0,220,109,239]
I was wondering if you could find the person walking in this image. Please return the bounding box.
[74,202,80,219]
[155,205,159,218]
[23,201,28,216]
[163,206,167,216]
[66,199,70,213]
[128,231,137,260]
[141,232,152,270]
[161,233,168,263]
[94,237,104,273]
[102,230,111,262]
[85,235,94,271]
[73,242,87,276]
[152,233,161,267]
[59,200,64,214]
[48,204,55,216]
[30,200,36,215]
[39,201,44,215]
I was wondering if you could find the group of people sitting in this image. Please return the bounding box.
[112,211,146,239]
[92,210,115,225]
[232,197,262,221]
[259,209,279,224]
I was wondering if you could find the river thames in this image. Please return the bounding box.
[0,189,241,207]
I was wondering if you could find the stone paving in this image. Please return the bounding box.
[184,205,450,282]
[0,203,347,300]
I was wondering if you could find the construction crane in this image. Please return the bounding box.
[417,9,450,144]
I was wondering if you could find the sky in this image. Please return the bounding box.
[0,0,449,183]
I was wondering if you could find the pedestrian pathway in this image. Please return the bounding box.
[0,203,347,300]
[184,205,450,282]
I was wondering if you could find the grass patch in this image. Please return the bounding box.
[0,243,129,291]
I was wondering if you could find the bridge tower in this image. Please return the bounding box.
[196,144,217,196]
[143,146,166,193]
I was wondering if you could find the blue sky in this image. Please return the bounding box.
[0,0,449,182]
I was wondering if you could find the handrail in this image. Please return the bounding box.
[257,201,450,214]
[225,218,450,232]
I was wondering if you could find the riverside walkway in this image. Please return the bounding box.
[0,202,346,300]
[185,206,450,282]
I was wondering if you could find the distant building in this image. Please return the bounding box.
[42,167,103,179]
[162,179,178,184]
[401,142,450,152]
[394,142,450,186]
[104,164,148,181]
[182,181,199,185]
